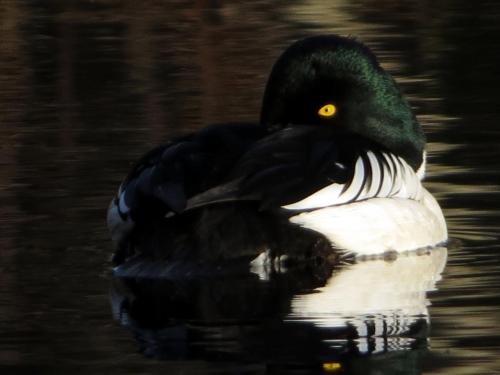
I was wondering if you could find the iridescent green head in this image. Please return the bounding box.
[260,35,426,170]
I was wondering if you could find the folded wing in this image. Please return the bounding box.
[184,126,424,212]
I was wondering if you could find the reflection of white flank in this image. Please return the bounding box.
[288,248,447,352]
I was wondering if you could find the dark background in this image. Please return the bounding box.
[1,0,500,374]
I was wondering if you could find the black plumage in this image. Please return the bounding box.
[108,35,432,267]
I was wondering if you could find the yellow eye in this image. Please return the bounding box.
[318,103,337,118]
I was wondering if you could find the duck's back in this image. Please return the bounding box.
[107,123,267,252]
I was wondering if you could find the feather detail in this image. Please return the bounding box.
[282,150,423,211]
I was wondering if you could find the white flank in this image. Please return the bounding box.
[281,150,444,255]
[289,188,447,256]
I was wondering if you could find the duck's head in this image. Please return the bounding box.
[260,35,426,170]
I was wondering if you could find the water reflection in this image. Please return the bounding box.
[111,247,447,373]
[289,248,447,353]
[2,0,500,374]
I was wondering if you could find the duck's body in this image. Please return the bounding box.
[107,35,447,265]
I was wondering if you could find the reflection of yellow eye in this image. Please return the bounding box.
[318,104,337,118]
[323,362,342,372]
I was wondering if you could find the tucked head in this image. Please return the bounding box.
[260,35,426,170]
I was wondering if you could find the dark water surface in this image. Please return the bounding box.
[1,1,500,374]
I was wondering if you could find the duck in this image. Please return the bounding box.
[107,35,447,266]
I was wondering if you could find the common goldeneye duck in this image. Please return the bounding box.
[107,35,447,264]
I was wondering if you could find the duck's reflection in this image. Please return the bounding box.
[288,247,447,355]
[111,240,447,373]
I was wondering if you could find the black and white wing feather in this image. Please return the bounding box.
[182,126,424,213]
[282,149,423,211]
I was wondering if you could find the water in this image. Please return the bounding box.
[1,1,500,374]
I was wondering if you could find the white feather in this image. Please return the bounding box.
[282,149,447,255]
[416,150,427,180]
[337,156,366,202]
[390,154,404,196]
[289,188,447,256]
[107,198,134,245]
[365,151,382,198]
[282,156,367,210]
[118,193,130,215]
[283,151,424,211]
[378,153,394,197]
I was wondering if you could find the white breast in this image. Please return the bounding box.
[282,150,447,256]
[289,188,447,256]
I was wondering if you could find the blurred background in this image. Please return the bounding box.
[1,0,500,374]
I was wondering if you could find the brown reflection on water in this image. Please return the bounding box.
[1,0,500,374]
